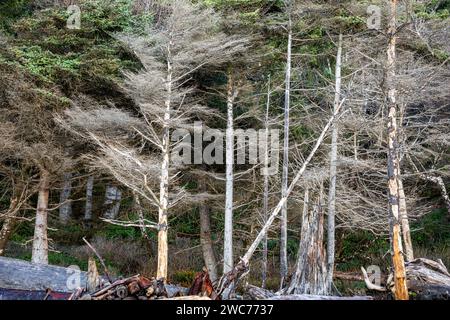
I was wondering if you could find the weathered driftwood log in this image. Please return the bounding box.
[0,256,187,299]
[0,256,92,292]
[267,294,373,300]
[166,296,212,300]
[245,284,373,300]
[245,284,275,299]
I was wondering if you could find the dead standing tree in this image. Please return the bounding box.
[60,0,251,281]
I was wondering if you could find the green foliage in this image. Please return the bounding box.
[414,0,450,20]
[412,208,450,247]
[100,223,141,240]
[0,0,32,31]
[171,269,196,287]
[338,231,390,271]
[80,0,152,34]
[12,45,80,82]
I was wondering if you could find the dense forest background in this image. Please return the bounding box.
[0,0,449,297]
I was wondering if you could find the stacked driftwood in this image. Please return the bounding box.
[361,258,450,299]
[71,263,218,300]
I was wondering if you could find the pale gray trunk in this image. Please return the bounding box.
[199,194,218,283]
[157,35,173,281]
[326,33,343,293]
[0,217,15,256]
[280,13,292,285]
[31,170,50,264]
[103,185,122,219]
[261,76,271,289]
[59,172,72,224]
[398,178,414,261]
[0,195,20,256]
[224,71,235,275]
[84,175,94,221]
[287,191,327,295]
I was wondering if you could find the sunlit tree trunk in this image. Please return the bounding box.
[31,169,50,264]
[280,10,292,287]
[386,0,408,300]
[157,35,173,282]
[326,33,343,293]
[224,69,236,275]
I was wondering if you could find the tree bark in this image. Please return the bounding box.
[261,76,271,289]
[386,0,409,300]
[31,169,50,265]
[224,70,236,275]
[326,33,343,293]
[199,181,218,283]
[0,195,20,256]
[280,11,292,286]
[287,192,327,295]
[84,175,94,221]
[59,172,72,224]
[103,185,122,219]
[398,178,414,261]
[155,36,174,282]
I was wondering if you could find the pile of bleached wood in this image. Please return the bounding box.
[361,258,450,299]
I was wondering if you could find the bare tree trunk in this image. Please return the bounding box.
[280,11,292,286]
[224,70,236,275]
[261,76,271,289]
[398,178,414,262]
[0,197,19,256]
[31,169,50,265]
[287,191,327,295]
[199,181,218,283]
[386,0,409,300]
[103,185,122,219]
[156,36,173,282]
[84,175,94,221]
[59,172,72,224]
[326,33,343,294]
[0,217,15,256]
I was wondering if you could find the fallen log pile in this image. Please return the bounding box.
[361,258,450,299]
[245,284,374,300]
[71,267,218,300]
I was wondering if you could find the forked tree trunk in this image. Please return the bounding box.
[59,172,72,224]
[31,169,50,264]
[224,70,236,275]
[280,11,292,286]
[199,181,218,283]
[386,0,409,300]
[326,33,343,293]
[84,175,94,221]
